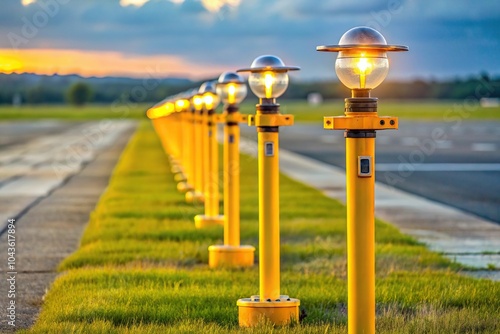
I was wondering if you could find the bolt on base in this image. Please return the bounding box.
[237,295,300,327]
[208,245,255,268]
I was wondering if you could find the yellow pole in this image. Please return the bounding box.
[346,135,375,334]
[185,109,195,188]
[323,90,397,334]
[206,110,220,217]
[207,106,254,268]
[237,103,299,326]
[258,130,280,300]
[224,113,240,246]
[194,109,223,227]
[186,108,203,202]
[195,110,204,195]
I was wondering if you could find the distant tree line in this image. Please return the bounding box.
[282,72,499,101]
[0,72,498,105]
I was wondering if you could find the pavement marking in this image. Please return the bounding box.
[400,137,419,146]
[234,135,500,274]
[435,140,453,149]
[471,143,497,152]
[320,135,338,144]
[375,163,500,172]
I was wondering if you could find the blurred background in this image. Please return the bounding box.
[0,0,499,106]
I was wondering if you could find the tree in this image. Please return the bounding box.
[66,82,93,106]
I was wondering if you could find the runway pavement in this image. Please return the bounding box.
[0,120,136,233]
[0,120,136,330]
[242,120,500,224]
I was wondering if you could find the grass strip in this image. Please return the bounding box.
[27,121,500,333]
[1,100,499,121]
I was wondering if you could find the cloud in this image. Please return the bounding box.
[0,48,230,78]
[3,0,499,79]
[120,0,150,7]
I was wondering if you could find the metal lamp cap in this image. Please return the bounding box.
[217,71,245,84]
[199,81,217,94]
[317,26,409,52]
[237,55,300,73]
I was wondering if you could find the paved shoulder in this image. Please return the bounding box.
[237,136,500,280]
[0,120,136,331]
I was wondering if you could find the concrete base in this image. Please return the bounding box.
[185,191,204,204]
[237,295,300,327]
[194,214,224,228]
[177,181,193,193]
[174,173,187,182]
[208,245,255,268]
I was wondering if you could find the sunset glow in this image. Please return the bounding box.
[0,49,228,79]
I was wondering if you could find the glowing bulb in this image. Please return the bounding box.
[227,83,236,104]
[335,51,388,90]
[355,56,374,89]
[248,71,288,99]
[264,72,274,98]
[216,72,247,105]
[192,95,203,111]
[175,99,189,112]
[204,94,214,109]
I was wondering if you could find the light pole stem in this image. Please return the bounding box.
[224,119,240,246]
[258,130,280,301]
[346,135,375,334]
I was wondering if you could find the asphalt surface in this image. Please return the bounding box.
[241,120,500,224]
[0,120,136,331]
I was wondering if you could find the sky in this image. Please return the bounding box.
[0,0,499,81]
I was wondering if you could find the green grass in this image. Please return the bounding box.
[0,104,149,120]
[239,100,500,122]
[26,122,500,333]
[1,100,499,122]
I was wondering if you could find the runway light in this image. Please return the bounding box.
[318,26,407,95]
[240,55,299,104]
[216,72,247,105]
[317,26,408,334]
[199,81,220,110]
[175,99,189,112]
[192,94,204,111]
[236,56,300,327]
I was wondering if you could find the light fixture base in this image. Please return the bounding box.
[185,191,204,204]
[345,97,378,113]
[171,165,183,174]
[174,173,187,183]
[194,214,224,229]
[237,295,300,327]
[176,181,193,193]
[208,245,255,268]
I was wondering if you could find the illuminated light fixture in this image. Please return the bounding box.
[317,27,408,334]
[175,99,189,112]
[238,55,299,104]
[147,101,175,119]
[216,72,247,105]
[199,81,220,110]
[317,26,408,94]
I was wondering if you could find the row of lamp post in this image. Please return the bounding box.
[147,26,407,333]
